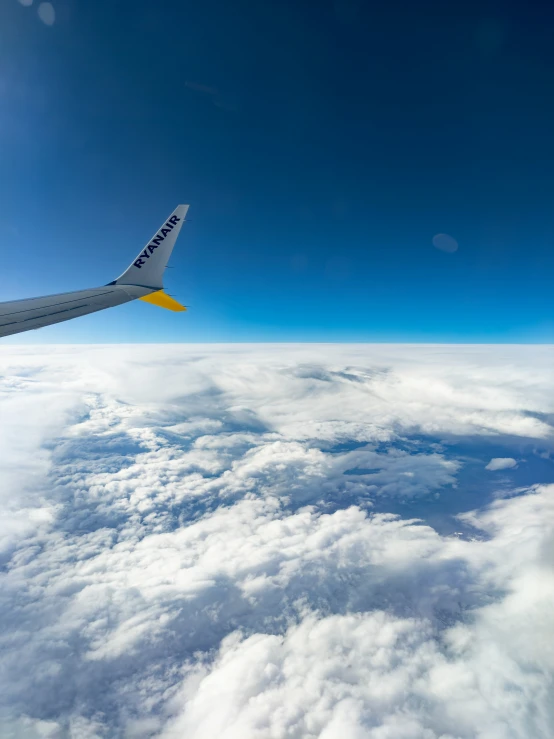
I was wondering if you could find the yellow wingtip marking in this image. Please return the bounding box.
[139,290,187,312]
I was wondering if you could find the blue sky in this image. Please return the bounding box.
[2,0,554,342]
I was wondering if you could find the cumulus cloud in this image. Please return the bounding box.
[158,481,554,738]
[486,457,518,471]
[0,345,552,737]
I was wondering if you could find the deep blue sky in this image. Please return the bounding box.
[1,0,554,342]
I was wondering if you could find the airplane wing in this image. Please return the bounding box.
[0,204,189,339]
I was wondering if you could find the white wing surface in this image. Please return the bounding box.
[0,205,189,339]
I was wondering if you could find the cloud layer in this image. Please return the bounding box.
[0,344,552,738]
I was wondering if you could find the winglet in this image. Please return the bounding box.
[139,290,186,312]
[114,205,189,289]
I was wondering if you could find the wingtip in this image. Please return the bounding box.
[139,290,187,312]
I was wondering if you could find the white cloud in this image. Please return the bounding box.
[486,457,518,471]
[0,345,552,737]
[160,484,554,739]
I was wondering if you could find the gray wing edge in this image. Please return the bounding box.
[0,284,152,338]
